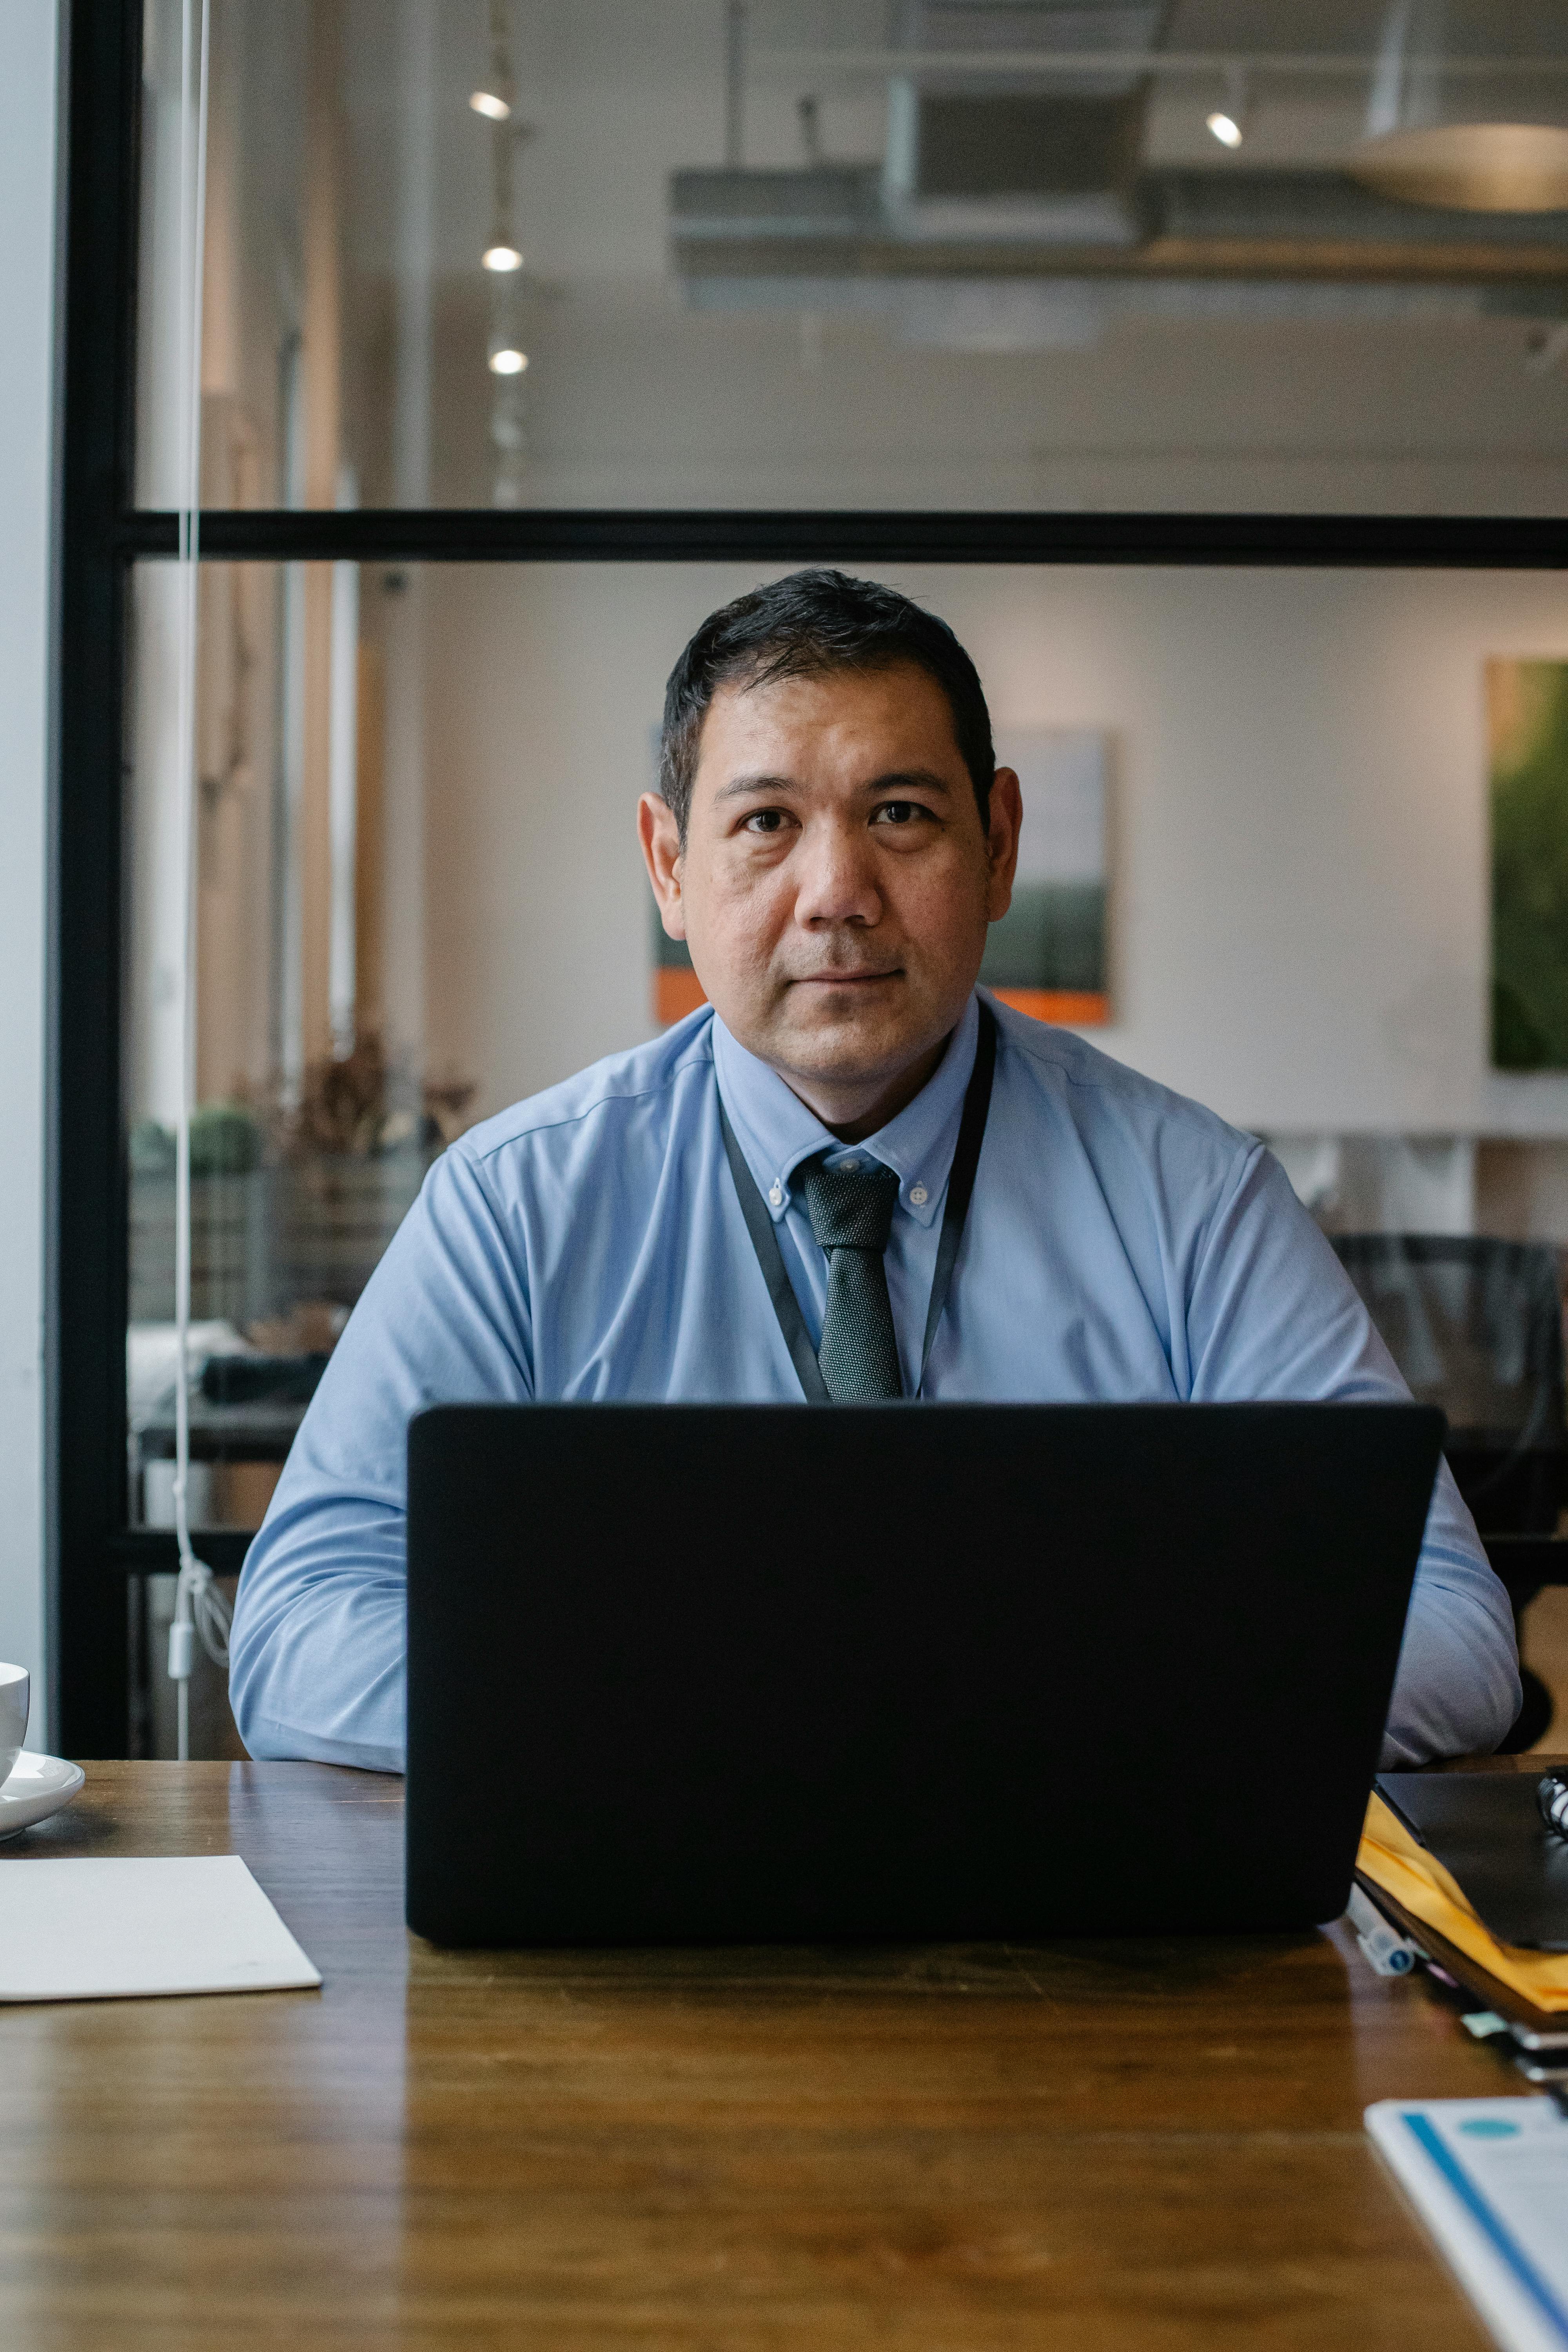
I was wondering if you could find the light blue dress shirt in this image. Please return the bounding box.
[229,993,1521,1774]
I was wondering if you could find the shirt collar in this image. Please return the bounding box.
[711,993,980,1231]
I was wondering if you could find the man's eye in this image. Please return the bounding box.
[874,800,929,826]
[743,808,791,835]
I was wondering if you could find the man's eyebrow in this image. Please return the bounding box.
[864,768,956,797]
[713,771,799,802]
[712,767,957,803]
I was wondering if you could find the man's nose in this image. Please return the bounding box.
[792,820,882,928]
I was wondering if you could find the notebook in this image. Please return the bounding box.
[1366,2099,1568,2352]
[0,1855,321,2002]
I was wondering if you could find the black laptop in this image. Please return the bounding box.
[405,1401,1443,1946]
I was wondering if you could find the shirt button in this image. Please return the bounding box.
[909,1183,928,1206]
[768,1181,783,1207]
[844,1157,860,1172]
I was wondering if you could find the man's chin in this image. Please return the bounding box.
[761,996,930,1084]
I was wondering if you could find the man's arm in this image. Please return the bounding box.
[1186,1143,1521,1765]
[228,1144,532,1771]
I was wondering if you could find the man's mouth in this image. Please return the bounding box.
[790,967,901,988]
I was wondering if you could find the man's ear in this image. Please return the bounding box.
[984,768,1023,924]
[638,793,688,941]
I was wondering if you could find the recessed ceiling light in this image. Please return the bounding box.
[483,241,524,272]
[489,347,528,376]
[1206,108,1243,149]
[470,88,511,122]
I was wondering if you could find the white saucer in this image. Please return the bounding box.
[0,1752,86,1840]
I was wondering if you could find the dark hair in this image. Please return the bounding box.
[658,568,995,839]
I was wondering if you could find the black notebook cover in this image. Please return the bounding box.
[1376,1772,1568,1951]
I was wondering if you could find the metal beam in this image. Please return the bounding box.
[119,507,1568,569]
[53,0,141,1755]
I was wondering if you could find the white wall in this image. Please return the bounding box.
[0,2,60,1743]
[934,565,1568,1140]
[414,561,1568,1147]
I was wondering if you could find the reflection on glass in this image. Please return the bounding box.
[126,554,460,1527]
[136,0,1568,514]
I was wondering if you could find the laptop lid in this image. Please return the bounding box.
[406,1401,1443,1945]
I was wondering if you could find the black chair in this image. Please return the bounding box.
[1330,1233,1565,1751]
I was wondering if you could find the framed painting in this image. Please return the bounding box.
[982,728,1110,1025]
[1490,658,1568,1070]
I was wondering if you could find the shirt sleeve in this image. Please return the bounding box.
[1185,1141,1521,1765]
[227,1144,532,1772]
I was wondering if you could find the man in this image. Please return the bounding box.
[229,568,1519,1772]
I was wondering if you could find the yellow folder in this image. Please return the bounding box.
[1357,1790,1568,2011]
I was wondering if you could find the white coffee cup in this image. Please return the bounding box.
[0,1662,29,1788]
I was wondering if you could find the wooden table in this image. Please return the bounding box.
[0,1758,1558,2350]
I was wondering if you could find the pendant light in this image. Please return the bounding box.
[470,0,514,122]
[1206,65,1250,152]
[1349,0,1568,212]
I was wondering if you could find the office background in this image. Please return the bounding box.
[9,2,1568,1755]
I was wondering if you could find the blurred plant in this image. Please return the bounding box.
[130,1037,477,1174]
[243,1031,477,1160]
[191,1103,265,1173]
[129,1102,263,1176]
[129,1119,176,1175]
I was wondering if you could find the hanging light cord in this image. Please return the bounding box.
[168,0,230,1763]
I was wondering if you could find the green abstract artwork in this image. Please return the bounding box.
[1491,658,1568,1070]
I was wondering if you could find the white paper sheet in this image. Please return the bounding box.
[1366,2098,1568,2352]
[0,1854,321,2002]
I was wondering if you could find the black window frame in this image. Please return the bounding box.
[54,0,1568,1752]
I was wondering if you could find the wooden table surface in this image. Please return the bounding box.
[0,1757,1559,2351]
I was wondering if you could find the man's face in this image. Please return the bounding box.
[639,661,1020,1129]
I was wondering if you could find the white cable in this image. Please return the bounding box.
[167,0,230,1761]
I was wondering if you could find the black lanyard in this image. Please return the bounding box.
[717,1001,998,1403]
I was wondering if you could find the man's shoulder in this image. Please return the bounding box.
[454,1008,717,1172]
[989,996,1256,1169]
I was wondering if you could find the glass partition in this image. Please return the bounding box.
[124,554,1568,1542]
[137,0,1568,513]
[70,0,1568,1757]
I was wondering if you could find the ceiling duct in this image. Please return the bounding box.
[669,159,1568,291]
[883,1,1169,247]
[667,10,1568,333]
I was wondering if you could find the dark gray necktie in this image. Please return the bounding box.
[799,1155,903,1401]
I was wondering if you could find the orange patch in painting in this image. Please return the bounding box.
[993,987,1110,1026]
[655,966,708,1024]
